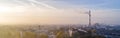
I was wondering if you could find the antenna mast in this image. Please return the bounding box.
[88,10,91,26]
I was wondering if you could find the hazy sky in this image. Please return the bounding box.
[0,0,120,25]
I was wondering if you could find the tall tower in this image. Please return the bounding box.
[88,10,91,26]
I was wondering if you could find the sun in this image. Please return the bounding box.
[0,6,12,13]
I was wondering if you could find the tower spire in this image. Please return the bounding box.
[88,10,91,26]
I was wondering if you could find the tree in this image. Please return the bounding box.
[39,33,48,38]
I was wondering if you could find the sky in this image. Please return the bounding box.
[0,0,120,25]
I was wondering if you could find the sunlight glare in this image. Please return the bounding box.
[0,6,13,13]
